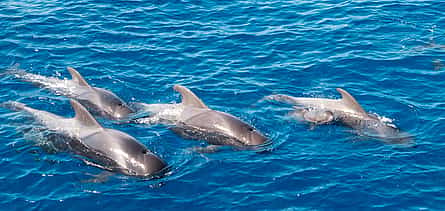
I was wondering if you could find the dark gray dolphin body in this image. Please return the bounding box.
[133,85,268,147]
[267,88,410,141]
[3,100,167,177]
[10,66,133,120]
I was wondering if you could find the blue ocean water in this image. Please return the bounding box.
[1,0,445,209]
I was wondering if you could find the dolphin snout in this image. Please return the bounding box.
[142,153,168,176]
[249,131,268,146]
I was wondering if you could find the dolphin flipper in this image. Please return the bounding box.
[70,100,102,129]
[81,171,114,183]
[173,85,208,109]
[190,145,221,153]
[302,109,334,124]
[67,67,91,88]
[336,88,366,114]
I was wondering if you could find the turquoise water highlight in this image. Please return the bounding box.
[1,0,445,209]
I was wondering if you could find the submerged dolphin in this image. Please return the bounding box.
[9,66,133,120]
[3,100,167,177]
[132,85,268,147]
[267,88,410,141]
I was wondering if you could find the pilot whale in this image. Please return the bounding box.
[9,66,133,120]
[132,85,268,147]
[2,99,167,177]
[267,88,410,141]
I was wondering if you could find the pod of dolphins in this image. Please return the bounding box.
[1,66,410,178]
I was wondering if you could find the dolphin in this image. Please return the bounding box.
[266,88,410,141]
[8,66,133,120]
[2,99,167,177]
[132,85,268,147]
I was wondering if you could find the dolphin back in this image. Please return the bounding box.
[266,94,339,108]
[179,109,267,146]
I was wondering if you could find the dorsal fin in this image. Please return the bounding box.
[173,85,208,109]
[70,99,102,128]
[336,88,366,114]
[67,67,91,87]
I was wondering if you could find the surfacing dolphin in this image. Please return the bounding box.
[266,88,411,142]
[8,66,133,120]
[132,85,268,148]
[2,99,167,177]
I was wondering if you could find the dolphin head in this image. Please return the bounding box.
[211,112,268,146]
[132,150,168,176]
[82,128,167,177]
[93,88,134,120]
[120,147,167,177]
[105,130,167,177]
[242,125,268,146]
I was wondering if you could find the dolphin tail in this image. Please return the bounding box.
[1,65,52,88]
[1,101,28,111]
[1,64,28,79]
[0,101,40,115]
